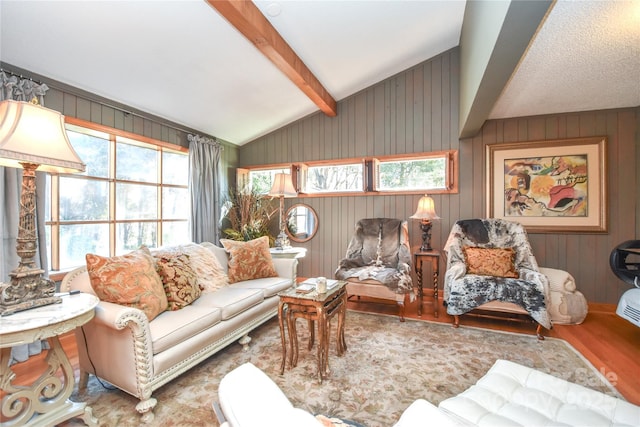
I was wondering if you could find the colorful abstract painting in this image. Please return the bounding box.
[503,154,588,218]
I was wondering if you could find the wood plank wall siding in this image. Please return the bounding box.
[239,47,640,306]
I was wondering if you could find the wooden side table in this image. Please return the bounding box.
[0,292,100,427]
[278,281,347,383]
[414,251,441,317]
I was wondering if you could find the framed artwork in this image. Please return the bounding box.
[487,137,607,233]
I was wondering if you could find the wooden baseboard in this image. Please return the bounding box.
[587,302,617,314]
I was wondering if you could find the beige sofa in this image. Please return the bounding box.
[61,242,297,423]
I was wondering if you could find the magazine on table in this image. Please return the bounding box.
[300,278,341,290]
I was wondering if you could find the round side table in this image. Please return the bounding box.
[0,292,99,426]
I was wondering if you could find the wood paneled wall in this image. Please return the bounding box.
[240,48,462,293]
[240,47,639,305]
[474,109,639,305]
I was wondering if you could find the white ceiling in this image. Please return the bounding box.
[1,1,638,146]
[490,0,640,120]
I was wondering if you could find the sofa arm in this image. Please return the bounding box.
[219,362,322,427]
[93,300,153,334]
[272,258,298,282]
[74,299,155,398]
[393,399,462,427]
[539,266,577,293]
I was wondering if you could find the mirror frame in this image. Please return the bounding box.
[285,204,318,243]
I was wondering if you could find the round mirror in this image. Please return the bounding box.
[285,204,318,243]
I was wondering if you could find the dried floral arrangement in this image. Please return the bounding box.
[220,187,277,244]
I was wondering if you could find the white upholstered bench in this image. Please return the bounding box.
[395,359,639,427]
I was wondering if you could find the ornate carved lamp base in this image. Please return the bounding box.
[0,162,62,316]
[0,268,61,316]
[418,219,434,252]
[273,195,291,250]
[274,230,291,250]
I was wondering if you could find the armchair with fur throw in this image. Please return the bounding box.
[335,218,414,321]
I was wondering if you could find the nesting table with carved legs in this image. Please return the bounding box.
[278,280,347,383]
[0,292,99,426]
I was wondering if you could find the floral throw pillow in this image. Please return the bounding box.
[220,236,278,283]
[85,247,168,320]
[153,250,201,310]
[463,247,519,278]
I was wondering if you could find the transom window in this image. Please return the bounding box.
[46,119,189,272]
[376,155,447,191]
[302,162,364,193]
[239,150,457,197]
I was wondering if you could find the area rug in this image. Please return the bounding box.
[65,311,619,427]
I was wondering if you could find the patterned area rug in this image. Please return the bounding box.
[66,311,619,427]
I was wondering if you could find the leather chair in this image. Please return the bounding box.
[443,218,552,339]
[335,218,414,321]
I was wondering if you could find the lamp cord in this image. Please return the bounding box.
[79,326,116,391]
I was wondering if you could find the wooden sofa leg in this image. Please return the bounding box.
[536,324,545,341]
[78,370,90,391]
[397,301,406,322]
[453,315,460,328]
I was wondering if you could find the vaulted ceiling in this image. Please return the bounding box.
[1,1,638,146]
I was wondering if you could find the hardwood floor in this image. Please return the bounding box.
[5,297,640,408]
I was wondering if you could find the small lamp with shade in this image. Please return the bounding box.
[410,194,440,252]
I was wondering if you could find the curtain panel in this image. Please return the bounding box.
[188,134,222,244]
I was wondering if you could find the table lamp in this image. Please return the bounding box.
[0,99,85,316]
[410,194,440,252]
[268,173,297,250]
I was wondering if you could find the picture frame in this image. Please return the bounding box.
[487,137,607,233]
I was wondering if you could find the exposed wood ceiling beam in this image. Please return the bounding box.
[207,0,337,117]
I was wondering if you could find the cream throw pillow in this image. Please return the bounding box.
[179,243,229,292]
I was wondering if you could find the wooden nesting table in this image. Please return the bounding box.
[278,280,347,383]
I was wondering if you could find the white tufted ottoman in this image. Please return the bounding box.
[437,359,639,426]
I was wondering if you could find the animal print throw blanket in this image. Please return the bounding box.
[335,218,414,298]
[443,219,551,329]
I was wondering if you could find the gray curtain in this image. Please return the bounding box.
[188,134,222,244]
[1,72,51,363]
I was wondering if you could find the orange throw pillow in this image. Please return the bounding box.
[220,236,278,283]
[86,247,168,320]
[463,247,519,278]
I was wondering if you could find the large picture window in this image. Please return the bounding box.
[46,119,189,273]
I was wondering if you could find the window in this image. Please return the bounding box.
[46,120,189,272]
[246,167,290,194]
[302,162,364,193]
[238,150,457,197]
[376,155,447,192]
